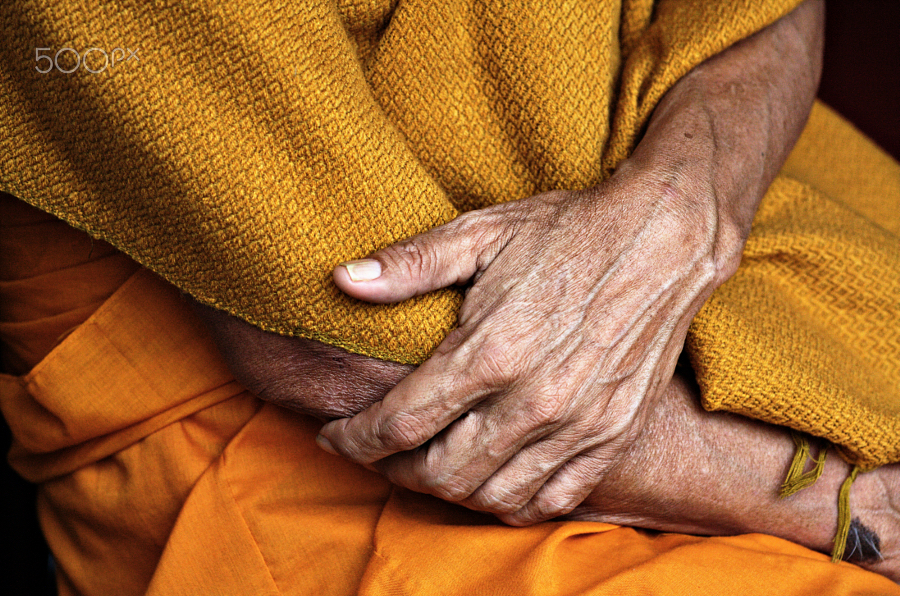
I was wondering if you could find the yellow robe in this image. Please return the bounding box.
[1,191,897,595]
[1,2,899,592]
[1,0,897,467]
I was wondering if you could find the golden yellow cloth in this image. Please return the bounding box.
[0,0,797,359]
[1,213,896,594]
[1,0,898,468]
[688,102,900,468]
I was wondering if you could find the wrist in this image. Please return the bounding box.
[611,123,750,284]
[611,0,824,284]
[847,465,900,581]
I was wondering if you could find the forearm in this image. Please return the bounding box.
[193,302,413,421]
[619,0,824,280]
[572,372,900,582]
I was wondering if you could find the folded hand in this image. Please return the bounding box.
[319,161,729,524]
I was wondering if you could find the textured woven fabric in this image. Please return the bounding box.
[2,263,897,595]
[0,0,796,362]
[2,1,898,468]
[688,103,900,469]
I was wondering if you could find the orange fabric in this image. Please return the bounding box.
[1,197,897,595]
[0,192,139,375]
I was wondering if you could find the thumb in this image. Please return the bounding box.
[333,215,503,304]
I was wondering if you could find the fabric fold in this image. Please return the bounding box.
[0,0,798,363]
[0,269,244,481]
[687,103,900,468]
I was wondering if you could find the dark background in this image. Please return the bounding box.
[818,0,900,160]
[2,1,899,594]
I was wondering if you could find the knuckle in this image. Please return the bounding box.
[375,414,430,452]
[413,446,481,502]
[451,210,483,238]
[453,208,517,267]
[469,485,529,515]
[382,238,439,280]
[523,388,569,427]
[430,476,474,502]
[469,337,520,389]
[399,446,479,502]
[521,491,578,525]
[529,500,564,523]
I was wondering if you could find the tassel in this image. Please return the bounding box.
[779,431,828,498]
[831,465,861,562]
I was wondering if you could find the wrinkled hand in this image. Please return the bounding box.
[316,0,826,521]
[319,161,735,525]
[193,302,413,421]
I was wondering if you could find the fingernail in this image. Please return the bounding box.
[340,259,382,282]
[316,434,337,455]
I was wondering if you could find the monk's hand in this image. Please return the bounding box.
[193,302,413,421]
[319,0,825,524]
[319,156,741,525]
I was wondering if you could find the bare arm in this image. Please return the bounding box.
[194,6,900,579]
[319,0,825,524]
[573,368,900,582]
[618,0,824,280]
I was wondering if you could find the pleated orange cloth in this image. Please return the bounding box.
[1,194,896,596]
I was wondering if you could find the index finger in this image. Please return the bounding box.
[317,345,485,464]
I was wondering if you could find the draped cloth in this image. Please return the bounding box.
[690,101,900,468]
[1,0,897,466]
[0,0,805,362]
[1,191,897,595]
[1,1,900,591]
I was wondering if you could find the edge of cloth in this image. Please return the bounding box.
[1,268,247,481]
